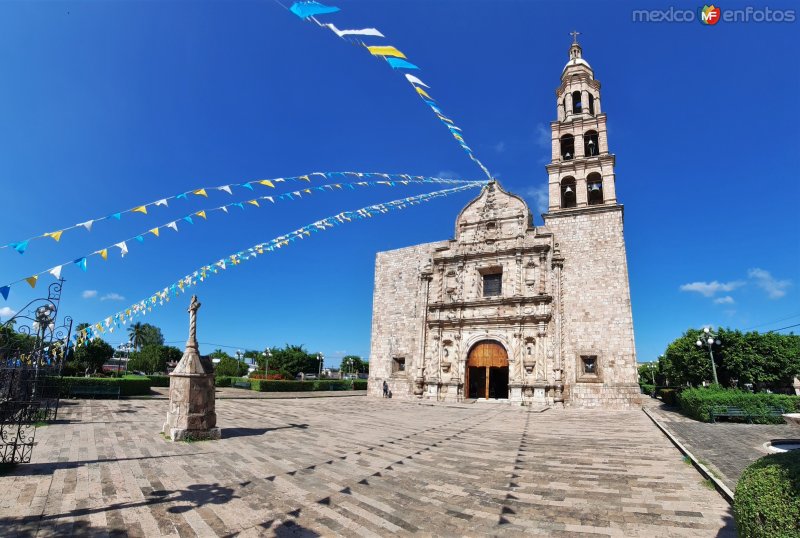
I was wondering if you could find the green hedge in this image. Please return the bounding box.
[678,387,799,424]
[353,380,367,390]
[59,376,152,397]
[250,380,316,392]
[658,388,679,406]
[640,383,655,395]
[215,376,249,387]
[147,375,171,387]
[734,450,800,537]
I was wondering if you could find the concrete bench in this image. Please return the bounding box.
[232,380,251,390]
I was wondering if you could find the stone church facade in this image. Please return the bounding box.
[367,39,640,407]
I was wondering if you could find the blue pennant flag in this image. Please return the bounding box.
[0,285,9,301]
[386,58,419,70]
[74,257,87,272]
[235,202,244,210]
[176,193,187,200]
[183,216,194,225]
[242,182,254,190]
[135,235,144,242]
[289,1,340,19]
[111,213,121,220]
[10,241,28,255]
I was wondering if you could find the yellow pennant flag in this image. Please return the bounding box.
[99,249,108,260]
[25,275,38,288]
[334,184,342,189]
[415,87,432,100]
[150,228,160,237]
[247,200,259,207]
[259,180,275,188]
[299,175,310,182]
[196,210,207,219]
[132,205,148,215]
[46,230,64,242]
[367,45,406,59]
[193,189,208,197]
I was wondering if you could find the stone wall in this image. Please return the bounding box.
[544,205,640,407]
[367,241,444,399]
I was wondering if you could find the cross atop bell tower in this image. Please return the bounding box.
[544,34,618,213]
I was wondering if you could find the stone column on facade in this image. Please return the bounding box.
[163,295,220,441]
[414,270,432,397]
[537,251,547,295]
[552,246,565,404]
[594,96,601,115]
[581,90,590,116]
[556,97,564,121]
[515,252,523,296]
[565,93,573,119]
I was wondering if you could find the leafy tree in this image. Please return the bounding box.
[659,328,800,390]
[341,355,369,374]
[260,344,321,377]
[162,345,183,366]
[127,322,164,351]
[128,344,171,374]
[638,362,658,385]
[214,356,248,377]
[127,322,146,351]
[71,338,114,374]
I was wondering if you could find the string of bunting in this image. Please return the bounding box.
[0,171,476,256]
[287,1,493,180]
[72,182,485,347]
[0,176,484,301]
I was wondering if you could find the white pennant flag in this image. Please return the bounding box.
[115,241,128,257]
[155,199,169,207]
[221,206,228,213]
[264,196,274,203]
[49,265,62,280]
[167,221,178,232]
[218,185,232,195]
[323,23,384,38]
[405,74,430,88]
[79,220,94,232]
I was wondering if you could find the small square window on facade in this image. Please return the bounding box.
[483,273,502,297]
[392,357,406,374]
[581,355,597,375]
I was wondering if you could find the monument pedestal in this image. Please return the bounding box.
[162,295,220,441]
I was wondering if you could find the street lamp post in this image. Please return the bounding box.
[318,352,323,378]
[696,327,721,386]
[262,349,272,377]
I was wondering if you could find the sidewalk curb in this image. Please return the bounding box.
[642,406,735,505]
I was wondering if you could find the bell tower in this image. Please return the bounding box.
[542,33,640,408]
[546,31,617,211]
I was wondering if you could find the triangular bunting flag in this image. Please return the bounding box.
[0,286,9,301]
[259,180,275,188]
[264,196,274,203]
[242,182,254,190]
[135,235,144,242]
[132,205,147,214]
[221,206,228,213]
[150,228,160,237]
[218,185,232,194]
[155,199,169,207]
[49,265,62,280]
[79,220,94,231]
[111,213,121,220]
[46,230,64,242]
[11,241,28,255]
[183,216,194,224]
[247,200,259,207]
[196,210,206,219]
[99,249,108,260]
[193,189,208,197]
[166,221,178,232]
[25,275,38,288]
[299,175,310,182]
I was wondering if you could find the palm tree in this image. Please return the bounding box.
[128,322,146,352]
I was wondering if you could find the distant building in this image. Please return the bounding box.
[367,39,639,408]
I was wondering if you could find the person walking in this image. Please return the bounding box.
[382,380,388,398]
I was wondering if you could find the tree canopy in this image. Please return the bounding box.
[659,328,800,389]
[128,344,180,374]
[341,355,369,374]
[71,338,114,374]
[259,344,321,377]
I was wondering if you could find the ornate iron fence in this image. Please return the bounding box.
[0,280,72,463]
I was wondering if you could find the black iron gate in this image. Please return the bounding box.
[0,280,72,463]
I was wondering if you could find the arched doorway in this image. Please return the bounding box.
[466,341,509,399]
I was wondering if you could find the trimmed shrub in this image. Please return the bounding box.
[678,387,799,423]
[59,376,151,397]
[312,380,352,391]
[353,380,367,390]
[248,372,285,380]
[734,450,800,537]
[640,383,655,395]
[658,388,679,406]
[250,380,316,392]
[147,375,171,387]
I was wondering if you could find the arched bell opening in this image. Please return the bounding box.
[587,172,604,205]
[561,177,577,209]
[571,90,582,114]
[584,130,599,157]
[465,340,509,400]
[560,134,574,161]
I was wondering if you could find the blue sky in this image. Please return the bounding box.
[0,0,798,367]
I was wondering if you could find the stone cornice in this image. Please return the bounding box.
[429,294,553,311]
[546,154,615,173]
[426,313,552,329]
[543,203,624,220]
[432,244,550,264]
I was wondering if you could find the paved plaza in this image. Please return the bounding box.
[1,397,735,537]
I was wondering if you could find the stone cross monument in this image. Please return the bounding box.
[162,295,220,441]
